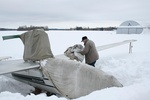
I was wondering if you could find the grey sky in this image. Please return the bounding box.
[0,0,150,28]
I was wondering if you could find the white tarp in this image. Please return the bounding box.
[64,44,84,62]
[42,58,123,99]
[20,29,54,61]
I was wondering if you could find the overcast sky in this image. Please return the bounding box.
[0,0,150,28]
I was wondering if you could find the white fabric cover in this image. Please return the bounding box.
[20,29,54,61]
[64,44,84,62]
[42,58,123,99]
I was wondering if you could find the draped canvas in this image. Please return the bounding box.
[20,29,54,61]
[42,58,123,99]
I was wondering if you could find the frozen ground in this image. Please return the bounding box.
[0,30,150,100]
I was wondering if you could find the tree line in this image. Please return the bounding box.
[0,26,117,31]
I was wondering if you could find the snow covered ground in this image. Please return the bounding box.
[0,30,150,100]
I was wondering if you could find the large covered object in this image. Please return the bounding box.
[18,29,123,99]
[42,58,123,99]
[20,29,54,61]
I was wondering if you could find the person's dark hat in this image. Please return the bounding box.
[81,36,88,42]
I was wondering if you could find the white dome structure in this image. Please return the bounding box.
[116,20,147,34]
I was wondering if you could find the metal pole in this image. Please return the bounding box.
[129,42,133,54]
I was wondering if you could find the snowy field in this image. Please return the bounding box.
[0,30,150,100]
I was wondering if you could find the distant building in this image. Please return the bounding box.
[116,20,150,34]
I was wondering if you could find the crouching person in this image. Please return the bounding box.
[79,36,99,67]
